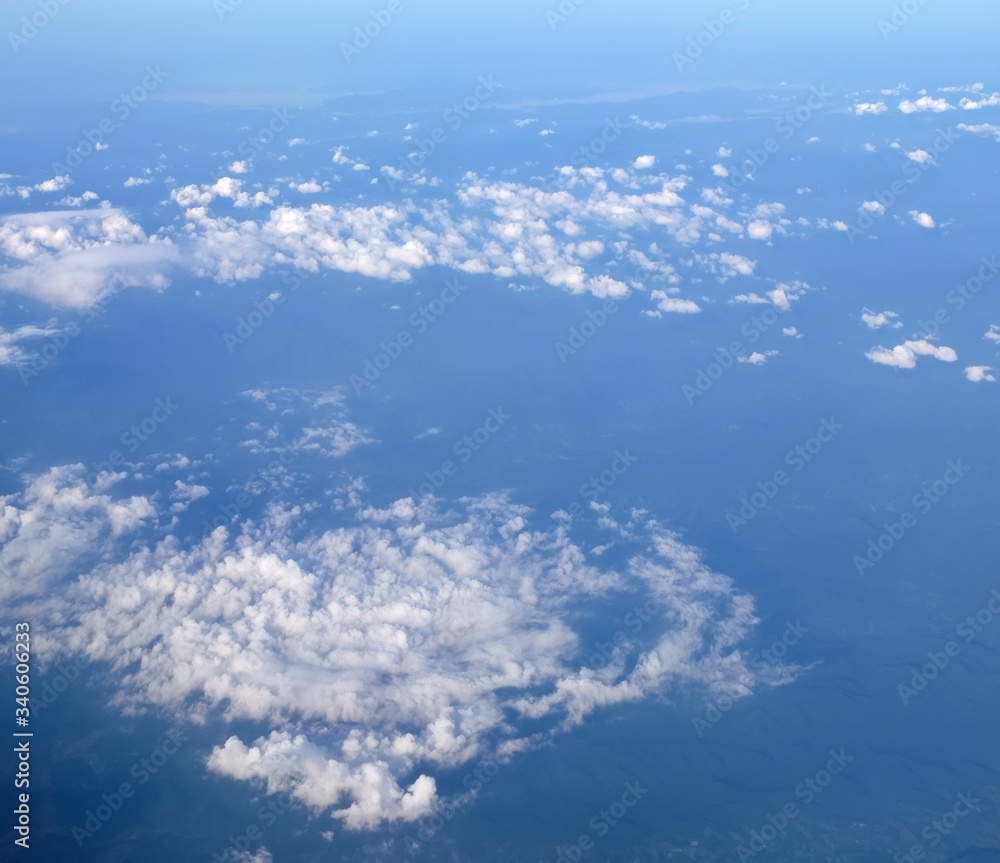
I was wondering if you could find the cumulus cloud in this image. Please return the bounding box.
[865,339,958,369]
[711,164,729,177]
[906,149,933,164]
[649,289,700,314]
[985,325,1000,343]
[854,102,887,115]
[965,365,996,383]
[5,462,784,831]
[899,97,953,113]
[909,210,935,228]
[958,123,1000,142]
[0,323,66,366]
[632,155,656,170]
[0,207,177,308]
[861,201,885,215]
[861,309,902,329]
[738,350,779,366]
[960,93,1000,110]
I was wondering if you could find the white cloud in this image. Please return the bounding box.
[123,176,152,187]
[0,323,65,366]
[632,155,656,170]
[899,97,953,114]
[746,220,773,240]
[866,339,958,369]
[717,146,732,157]
[738,350,779,366]
[861,201,885,214]
[649,289,700,314]
[960,93,1000,110]
[861,309,902,329]
[0,208,177,309]
[958,123,1000,142]
[711,164,729,177]
[985,325,1000,343]
[514,119,537,128]
[909,210,935,228]
[965,366,996,383]
[782,327,803,339]
[906,149,933,164]
[5,462,784,831]
[229,160,250,174]
[853,102,887,115]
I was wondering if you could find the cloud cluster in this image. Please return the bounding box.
[0,207,177,308]
[6,462,777,830]
[865,339,958,369]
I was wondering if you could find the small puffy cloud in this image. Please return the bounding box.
[229,160,250,174]
[34,175,71,193]
[514,119,537,128]
[123,176,152,187]
[906,149,933,164]
[353,163,371,171]
[958,123,1000,142]
[854,102,888,115]
[732,293,769,305]
[649,289,700,314]
[861,201,885,214]
[738,350,779,366]
[711,164,729,177]
[985,325,1000,343]
[783,327,803,339]
[864,143,877,152]
[965,366,996,383]
[861,309,902,329]
[899,97,953,114]
[717,146,732,157]
[632,155,656,170]
[960,93,1000,110]
[909,210,935,228]
[288,138,306,146]
[866,339,958,369]
[290,180,323,193]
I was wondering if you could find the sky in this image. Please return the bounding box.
[2,2,1000,862]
